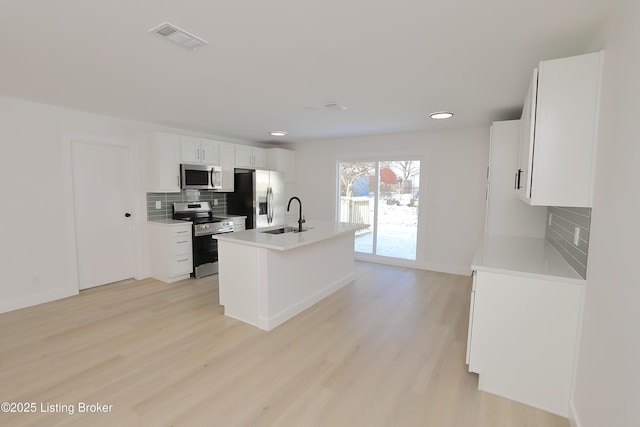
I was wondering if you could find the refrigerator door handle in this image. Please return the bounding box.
[267,187,272,224]
[269,187,274,224]
[270,187,275,224]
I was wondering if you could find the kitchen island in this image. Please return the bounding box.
[215,221,364,331]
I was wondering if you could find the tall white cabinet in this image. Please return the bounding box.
[467,120,588,416]
[517,51,603,207]
[486,121,547,237]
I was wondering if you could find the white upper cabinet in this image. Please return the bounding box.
[148,133,181,192]
[148,132,255,193]
[181,137,219,165]
[235,145,267,169]
[517,51,604,207]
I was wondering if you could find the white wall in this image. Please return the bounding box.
[0,96,253,313]
[571,1,640,426]
[293,127,490,275]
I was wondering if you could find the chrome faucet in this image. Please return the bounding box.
[287,196,305,232]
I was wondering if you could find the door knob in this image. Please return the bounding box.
[125,213,131,218]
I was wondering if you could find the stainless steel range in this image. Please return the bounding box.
[173,202,234,278]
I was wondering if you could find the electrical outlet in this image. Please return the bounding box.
[213,199,218,206]
[573,226,581,246]
[155,201,161,209]
[548,213,553,226]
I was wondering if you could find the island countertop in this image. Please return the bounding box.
[214,221,366,251]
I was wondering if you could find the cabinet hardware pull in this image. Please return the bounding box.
[516,169,523,190]
[177,259,188,262]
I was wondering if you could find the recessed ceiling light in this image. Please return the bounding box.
[429,111,454,120]
[270,131,287,137]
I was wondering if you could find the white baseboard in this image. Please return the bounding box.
[420,263,472,276]
[354,256,472,277]
[0,287,78,314]
[259,272,355,331]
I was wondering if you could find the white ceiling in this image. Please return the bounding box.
[0,0,612,144]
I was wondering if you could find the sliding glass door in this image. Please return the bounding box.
[338,159,420,262]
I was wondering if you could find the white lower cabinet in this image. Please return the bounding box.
[148,222,193,283]
[467,270,582,417]
[465,271,477,365]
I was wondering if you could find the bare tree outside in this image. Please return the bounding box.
[390,160,419,194]
[339,162,375,197]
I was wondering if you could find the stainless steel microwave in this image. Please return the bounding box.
[180,164,222,190]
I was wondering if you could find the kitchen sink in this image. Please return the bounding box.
[260,226,309,234]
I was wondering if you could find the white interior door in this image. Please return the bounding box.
[71,141,135,290]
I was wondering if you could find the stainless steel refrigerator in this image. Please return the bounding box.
[227,169,285,229]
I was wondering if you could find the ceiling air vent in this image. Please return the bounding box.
[149,22,208,50]
[323,103,348,111]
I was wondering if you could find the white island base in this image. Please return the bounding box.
[216,223,360,331]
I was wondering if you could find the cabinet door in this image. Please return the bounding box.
[171,236,192,256]
[517,69,537,203]
[219,142,235,191]
[531,52,602,207]
[235,145,253,168]
[181,136,201,163]
[470,271,582,417]
[200,139,219,165]
[170,254,193,277]
[488,121,547,237]
[153,134,181,192]
[466,271,477,366]
[252,148,267,168]
[517,52,603,207]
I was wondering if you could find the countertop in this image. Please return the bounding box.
[147,219,192,226]
[472,235,585,285]
[214,221,366,251]
[212,214,247,220]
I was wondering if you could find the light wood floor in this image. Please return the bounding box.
[0,262,568,427]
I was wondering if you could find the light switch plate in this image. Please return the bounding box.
[573,226,580,246]
[155,201,162,209]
